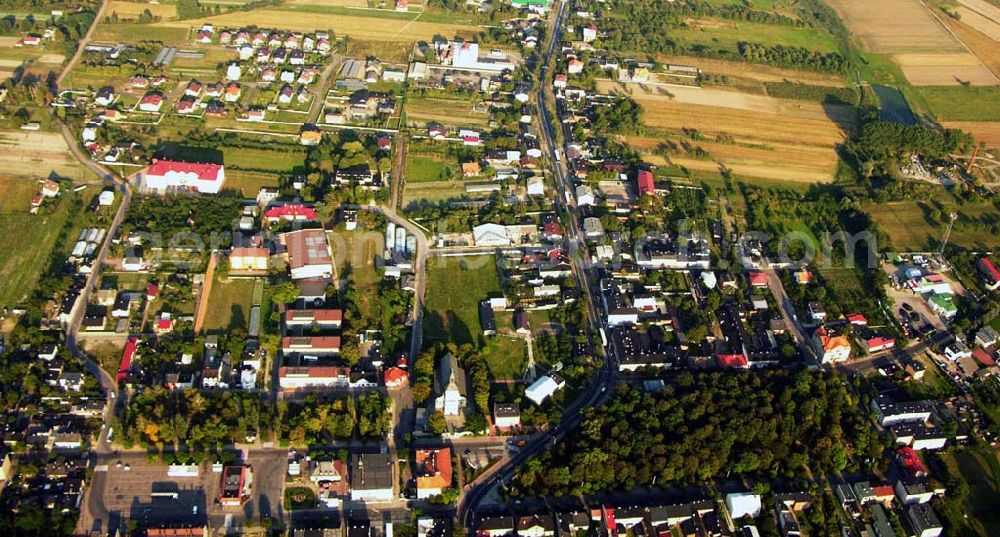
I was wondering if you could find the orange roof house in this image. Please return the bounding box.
[415,448,452,499]
[812,326,851,364]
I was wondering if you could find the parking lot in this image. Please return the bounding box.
[100,458,212,528]
[81,449,289,534]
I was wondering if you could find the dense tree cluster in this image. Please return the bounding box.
[590,97,642,135]
[737,42,845,73]
[844,108,975,180]
[119,388,273,451]
[514,370,882,496]
[122,192,245,248]
[278,392,391,445]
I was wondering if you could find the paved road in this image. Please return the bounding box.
[56,0,109,89]
[307,55,344,124]
[762,263,817,364]
[459,0,620,527]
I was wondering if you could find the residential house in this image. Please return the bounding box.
[230,247,270,271]
[493,403,520,429]
[285,309,342,330]
[415,448,452,499]
[812,327,851,364]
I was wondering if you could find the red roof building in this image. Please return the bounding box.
[143,160,226,194]
[862,336,895,354]
[384,367,408,389]
[978,257,1000,289]
[896,447,927,477]
[973,348,995,367]
[846,313,868,326]
[118,337,139,382]
[637,170,655,195]
[716,353,748,368]
[264,204,317,223]
[146,282,160,300]
[748,271,768,287]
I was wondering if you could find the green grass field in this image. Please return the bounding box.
[331,231,383,320]
[0,179,92,311]
[939,449,1000,536]
[224,170,281,195]
[480,336,527,380]
[203,277,256,333]
[223,147,307,174]
[912,86,1000,121]
[666,17,841,54]
[405,95,489,128]
[863,199,1000,251]
[406,155,455,183]
[423,255,501,347]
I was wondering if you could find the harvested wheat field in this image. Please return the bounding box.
[893,53,998,85]
[939,15,1000,76]
[605,82,853,183]
[154,9,471,42]
[0,130,94,180]
[827,0,997,85]
[625,136,840,184]
[599,81,856,138]
[36,53,65,64]
[956,7,1000,40]
[941,121,1000,148]
[656,54,848,86]
[107,0,178,19]
[825,0,964,53]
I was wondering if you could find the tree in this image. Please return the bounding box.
[271,281,299,306]
[427,411,446,435]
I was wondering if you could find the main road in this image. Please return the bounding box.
[458,0,619,527]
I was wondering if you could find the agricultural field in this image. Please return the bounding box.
[665,16,841,54]
[0,36,66,81]
[405,95,490,129]
[601,82,855,183]
[0,179,95,311]
[402,180,477,207]
[202,276,256,333]
[106,0,178,19]
[862,198,1000,250]
[940,121,1000,147]
[656,54,849,87]
[912,86,1000,121]
[0,130,96,180]
[423,255,502,347]
[148,4,475,43]
[826,0,998,85]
